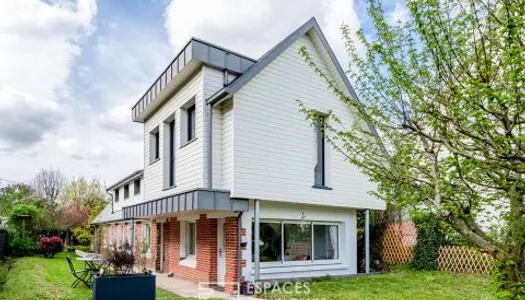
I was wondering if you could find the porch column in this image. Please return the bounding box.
[254,199,261,281]
[365,209,370,274]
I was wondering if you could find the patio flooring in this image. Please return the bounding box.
[155,273,258,299]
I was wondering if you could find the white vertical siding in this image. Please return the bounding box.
[232,34,384,210]
[143,69,205,202]
[111,176,144,212]
[211,105,223,188]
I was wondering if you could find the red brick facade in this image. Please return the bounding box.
[97,214,240,294]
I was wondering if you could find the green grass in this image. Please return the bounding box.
[0,253,496,300]
[261,271,495,300]
[0,252,186,300]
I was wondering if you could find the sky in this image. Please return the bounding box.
[0,0,408,187]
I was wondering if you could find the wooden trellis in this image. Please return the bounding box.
[438,245,495,275]
[382,222,417,264]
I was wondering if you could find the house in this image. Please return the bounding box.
[92,17,385,294]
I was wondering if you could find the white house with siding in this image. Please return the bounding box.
[93,17,385,294]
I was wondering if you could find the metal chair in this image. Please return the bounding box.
[66,256,91,288]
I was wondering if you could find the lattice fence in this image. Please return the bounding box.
[438,245,495,275]
[382,222,417,264]
[382,222,495,275]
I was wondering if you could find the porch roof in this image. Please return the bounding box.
[122,188,248,219]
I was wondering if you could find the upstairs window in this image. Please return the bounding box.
[180,97,196,145]
[149,127,160,163]
[314,115,326,187]
[163,114,176,189]
[124,184,129,199]
[114,189,120,202]
[134,179,141,195]
[187,105,195,141]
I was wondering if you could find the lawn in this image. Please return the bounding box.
[0,252,185,300]
[0,253,496,300]
[261,271,496,300]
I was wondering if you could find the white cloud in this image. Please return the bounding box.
[164,0,361,66]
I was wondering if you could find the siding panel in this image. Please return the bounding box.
[233,35,384,210]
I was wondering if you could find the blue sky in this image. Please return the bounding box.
[0,0,407,186]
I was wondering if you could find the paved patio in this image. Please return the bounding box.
[155,273,258,299]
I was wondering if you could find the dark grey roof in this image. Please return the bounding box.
[106,169,143,191]
[91,204,123,225]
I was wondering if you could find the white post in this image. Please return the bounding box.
[365,209,370,274]
[254,199,260,281]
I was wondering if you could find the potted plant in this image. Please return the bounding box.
[92,240,154,300]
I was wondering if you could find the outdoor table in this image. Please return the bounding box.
[76,256,109,286]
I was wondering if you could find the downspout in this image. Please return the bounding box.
[236,211,243,293]
[106,190,114,214]
[207,103,213,189]
[253,199,260,281]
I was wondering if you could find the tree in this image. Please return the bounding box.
[32,168,66,204]
[0,184,40,218]
[299,0,525,292]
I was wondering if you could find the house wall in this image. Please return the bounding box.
[240,200,357,281]
[143,68,205,202]
[232,34,384,210]
[211,99,234,190]
[111,176,144,212]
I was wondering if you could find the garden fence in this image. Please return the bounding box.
[382,222,495,275]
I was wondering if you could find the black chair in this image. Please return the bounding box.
[66,256,91,288]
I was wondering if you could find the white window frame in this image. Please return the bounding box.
[109,224,114,244]
[179,221,197,268]
[119,224,124,246]
[254,219,342,267]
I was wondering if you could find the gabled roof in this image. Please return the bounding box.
[106,169,143,191]
[206,17,389,159]
[208,17,360,104]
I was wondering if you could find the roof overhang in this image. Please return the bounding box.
[106,170,143,191]
[122,188,249,219]
[132,38,256,123]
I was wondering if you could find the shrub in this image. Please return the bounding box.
[9,234,37,257]
[38,236,64,258]
[410,215,445,271]
[103,242,135,275]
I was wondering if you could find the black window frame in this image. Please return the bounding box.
[187,104,196,141]
[314,116,326,187]
[123,184,129,199]
[168,119,176,187]
[114,189,120,202]
[133,179,141,195]
[154,130,160,160]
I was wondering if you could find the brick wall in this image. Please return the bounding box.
[224,216,239,293]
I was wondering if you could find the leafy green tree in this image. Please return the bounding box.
[300,0,525,291]
[8,204,42,236]
[0,184,40,218]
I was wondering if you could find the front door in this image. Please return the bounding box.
[217,219,226,287]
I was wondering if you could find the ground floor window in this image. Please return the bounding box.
[186,222,196,256]
[253,220,339,263]
[142,224,151,251]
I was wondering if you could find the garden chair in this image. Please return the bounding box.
[66,256,91,288]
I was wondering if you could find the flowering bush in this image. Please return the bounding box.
[38,236,64,258]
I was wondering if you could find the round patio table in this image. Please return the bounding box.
[76,256,109,286]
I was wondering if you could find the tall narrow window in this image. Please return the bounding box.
[314,116,326,187]
[187,222,196,256]
[150,127,160,163]
[124,184,129,199]
[134,179,141,195]
[114,189,120,202]
[168,119,176,187]
[187,104,195,141]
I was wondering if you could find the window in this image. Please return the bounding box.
[134,179,141,195]
[119,224,124,246]
[143,224,151,251]
[284,223,311,261]
[186,222,196,256]
[314,115,326,187]
[124,184,129,199]
[110,225,114,244]
[313,224,338,260]
[149,127,160,163]
[114,189,119,202]
[253,221,339,263]
[165,118,176,187]
[181,221,196,258]
[128,224,133,244]
[187,105,195,141]
[180,98,196,145]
